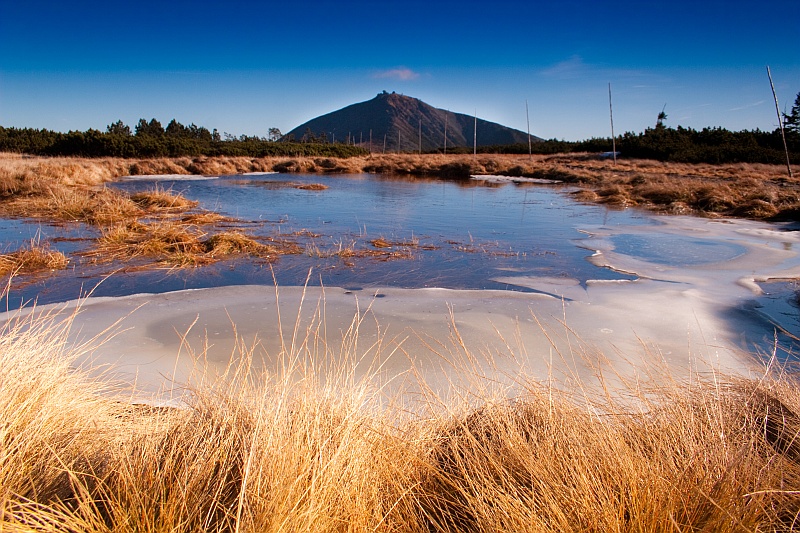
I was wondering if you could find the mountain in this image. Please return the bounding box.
[283,92,542,151]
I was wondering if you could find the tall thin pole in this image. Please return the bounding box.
[608,83,617,165]
[526,99,532,161]
[473,109,477,159]
[767,65,794,179]
[398,129,401,153]
[418,119,422,154]
[383,134,386,154]
[444,112,448,155]
[369,129,372,154]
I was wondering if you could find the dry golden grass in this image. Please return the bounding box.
[260,153,799,220]
[0,240,69,276]
[129,184,199,211]
[305,237,415,264]
[84,224,304,267]
[295,183,329,191]
[4,152,798,222]
[205,231,302,259]
[2,300,800,532]
[179,211,232,225]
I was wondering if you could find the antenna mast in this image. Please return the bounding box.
[608,83,617,165]
[767,65,794,179]
[473,109,477,159]
[444,112,448,155]
[526,99,532,161]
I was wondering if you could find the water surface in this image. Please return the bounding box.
[4,173,649,304]
[2,173,799,357]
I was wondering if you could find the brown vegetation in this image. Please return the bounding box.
[0,240,69,276]
[263,153,800,221]
[295,182,329,191]
[83,224,303,268]
[0,154,302,270]
[305,238,414,264]
[1,151,798,279]
[129,184,199,211]
[4,152,798,222]
[2,305,800,531]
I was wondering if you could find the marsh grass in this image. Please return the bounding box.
[0,240,69,276]
[129,184,199,211]
[305,237,415,263]
[2,151,800,282]
[2,295,800,532]
[294,183,329,191]
[4,152,799,225]
[85,223,305,267]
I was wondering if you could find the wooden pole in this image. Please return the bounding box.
[526,99,532,161]
[444,112,448,155]
[398,129,401,153]
[473,109,477,159]
[418,119,422,154]
[369,130,372,154]
[767,65,794,179]
[608,83,617,165]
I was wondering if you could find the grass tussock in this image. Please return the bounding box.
[129,184,199,211]
[0,240,69,276]
[85,224,303,267]
[295,182,329,190]
[2,305,800,532]
[305,238,415,264]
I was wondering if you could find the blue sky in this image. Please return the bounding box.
[1,0,798,141]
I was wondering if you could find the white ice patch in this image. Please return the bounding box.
[470,175,562,184]
[120,174,219,181]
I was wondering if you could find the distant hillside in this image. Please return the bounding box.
[284,92,542,151]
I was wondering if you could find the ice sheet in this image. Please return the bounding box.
[4,216,798,401]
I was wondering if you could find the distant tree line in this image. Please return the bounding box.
[2,94,799,164]
[449,126,799,165]
[0,118,367,158]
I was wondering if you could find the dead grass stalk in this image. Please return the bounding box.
[1,298,800,531]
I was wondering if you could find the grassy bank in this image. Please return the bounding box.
[4,152,798,222]
[0,154,310,273]
[2,302,800,532]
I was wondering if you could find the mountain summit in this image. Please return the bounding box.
[284,92,541,151]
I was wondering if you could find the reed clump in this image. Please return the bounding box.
[86,224,303,267]
[0,240,69,276]
[2,305,800,532]
[295,183,329,191]
[129,185,199,211]
[204,231,301,259]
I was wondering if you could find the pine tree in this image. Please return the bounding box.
[784,91,800,133]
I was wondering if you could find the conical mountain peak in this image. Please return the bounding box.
[284,92,541,151]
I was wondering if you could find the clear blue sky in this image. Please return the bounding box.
[1,0,798,141]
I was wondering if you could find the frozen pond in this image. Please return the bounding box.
[4,173,649,303]
[3,172,800,369]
